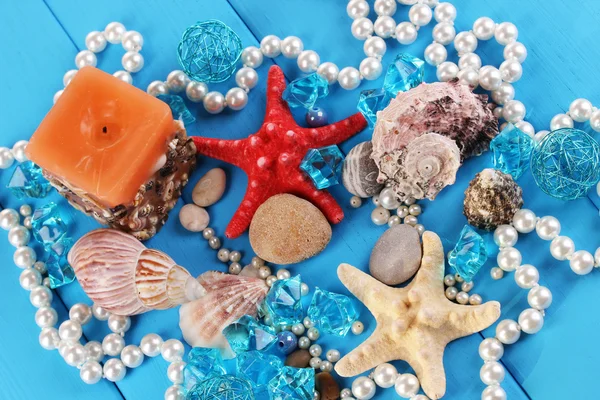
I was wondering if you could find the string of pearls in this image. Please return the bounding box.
[0,140,29,170]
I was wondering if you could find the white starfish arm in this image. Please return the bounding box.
[337,263,397,312]
[448,301,501,337]
[410,341,447,400]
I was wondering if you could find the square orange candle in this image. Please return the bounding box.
[27,67,197,240]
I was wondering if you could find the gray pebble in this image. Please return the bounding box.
[369,224,422,285]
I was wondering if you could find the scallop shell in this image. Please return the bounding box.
[68,229,206,316]
[179,271,269,359]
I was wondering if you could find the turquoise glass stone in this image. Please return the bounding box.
[307,287,358,336]
[237,351,283,390]
[31,203,68,247]
[268,366,315,400]
[186,375,254,400]
[222,315,277,354]
[448,225,488,282]
[490,123,535,179]
[357,88,391,127]
[45,240,76,289]
[282,73,329,109]
[383,53,425,98]
[299,145,345,190]
[7,161,51,199]
[157,94,196,126]
[262,276,303,327]
[183,347,226,391]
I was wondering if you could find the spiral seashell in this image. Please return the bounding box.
[68,229,206,316]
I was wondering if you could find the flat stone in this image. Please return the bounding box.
[192,168,226,207]
[315,372,340,400]
[369,224,422,285]
[284,349,311,368]
[249,194,331,265]
[179,204,210,232]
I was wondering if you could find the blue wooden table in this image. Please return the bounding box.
[1,0,599,399]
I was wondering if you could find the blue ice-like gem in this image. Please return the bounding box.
[383,53,425,98]
[262,276,303,327]
[282,73,329,109]
[183,347,226,391]
[31,203,68,247]
[45,239,75,289]
[268,366,315,400]
[7,161,51,199]
[222,315,277,354]
[237,350,283,392]
[357,88,391,127]
[307,287,359,337]
[299,145,345,190]
[490,123,535,179]
[157,94,196,126]
[186,375,254,400]
[448,225,488,282]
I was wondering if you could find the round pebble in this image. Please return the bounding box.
[192,168,226,207]
[285,349,312,368]
[178,204,210,232]
[369,224,422,285]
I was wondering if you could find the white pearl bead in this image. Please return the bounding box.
[235,67,258,91]
[203,91,226,114]
[108,314,131,334]
[364,37,387,58]
[59,320,82,341]
[495,319,521,344]
[85,341,104,362]
[352,376,377,399]
[91,303,110,321]
[374,0,397,16]
[434,2,457,22]
[454,31,478,56]
[35,306,58,328]
[595,247,600,266]
[515,121,535,138]
[75,50,97,69]
[121,345,145,368]
[80,360,103,384]
[514,264,539,289]
[241,46,263,68]
[504,41,528,63]
[493,225,518,248]
[373,363,398,388]
[113,70,133,84]
[39,327,60,350]
[479,66,503,91]
[490,267,504,280]
[445,286,458,300]
[184,81,208,103]
[12,140,29,162]
[502,100,526,123]
[469,294,483,305]
[0,209,19,229]
[473,17,496,40]
[395,22,418,45]
[550,113,574,131]
[140,333,163,357]
[409,4,433,26]
[351,17,374,40]
[161,339,185,362]
[297,50,320,73]
[518,308,544,334]
[167,360,186,384]
[512,209,537,233]
[8,225,30,247]
[20,267,42,290]
[317,62,340,85]
[374,16,396,39]
[15,246,37,268]
[432,22,455,45]
[569,98,594,122]
[281,36,304,58]
[482,385,507,400]
[424,43,447,66]
[495,22,518,45]
[497,246,521,272]
[122,51,144,73]
[550,236,575,261]
[85,31,107,53]
[359,57,382,80]
[63,68,78,87]
[491,82,515,106]
[480,361,505,385]
[436,61,459,82]
[63,343,86,367]
[104,358,127,382]
[570,250,595,275]
[479,338,504,361]
[528,286,553,310]
[165,385,185,400]
[103,333,125,356]
[31,285,52,307]
[166,70,190,93]
[458,53,482,71]
[351,321,364,335]
[347,0,370,19]
[536,216,561,240]
[326,349,341,362]
[260,35,281,58]
[121,30,144,52]
[147,80,169,97]
[394,374,420,398]
[499,59,523,83]
[225,87,248,111]
[53,90,64,104]
[338,67,361,90]
[456,291,469,304]
[276,269,291,280]
[590,109,600,132]
[104,22,126,44]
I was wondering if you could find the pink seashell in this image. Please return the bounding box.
[68,229,206,316]
[179,271,269,359]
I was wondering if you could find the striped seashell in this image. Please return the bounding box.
[179,271,269,359]
[342,141,383,198]
[68,229,206,316]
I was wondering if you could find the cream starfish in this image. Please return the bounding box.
[335,231,501,399]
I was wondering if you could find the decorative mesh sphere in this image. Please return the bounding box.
[531,128,600,200]
[177,20,242,83]
[186,375,254,400]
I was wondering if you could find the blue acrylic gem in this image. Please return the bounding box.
[186,374,254,400]
[307,287,358,336]
[157,94,196,126]
[237,351,283,389]
[383,53,425,98]
[448,225,488,282]
[357,88,391,127]
[276,331,298,355]
[7,161,51,199]
[222,315,277,355]
[305,107,328,127]
[300,145,345,190]
[45,240,76,289]
[268,366,315,400]
[282,73,329,109]
[262,276,303,327]
[183,347,226,391]
[490,123,535,179]
[31,203,68,247]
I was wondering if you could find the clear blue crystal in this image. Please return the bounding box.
[262,276,303,327]
[307,287,358,336]
[157,94,196,126]
[31,203,68,247]
[183,347,226,391]
[383,53,425,98]
[448,225,488,282]
[282,73,329,109]
[186,375,254,400]
[490,123,535,179]
[237,351,283,389]
[268,366,315,400]
[223,315,277,354]
[45,239,75,289]
[300,145,345,190]
[357,88,391,128]
[7,161,51,199]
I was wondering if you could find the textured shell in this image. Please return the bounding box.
[342,141,384,198]
[179,271,269,359]
[463,168,524,231]
[68,229,204,316]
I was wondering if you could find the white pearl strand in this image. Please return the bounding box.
[1,207,187,400]
[0,140,29,170]
[55,22,145,104]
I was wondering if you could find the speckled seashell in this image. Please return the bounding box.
[463,168,524,231]
[179,271,269,359]
[342,141,383,198]
[68,229,206,316]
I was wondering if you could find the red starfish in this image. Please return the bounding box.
[192,65,367,239]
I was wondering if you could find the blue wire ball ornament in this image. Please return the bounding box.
[530,128,600,200]
[177,20,242,83]
[186,375,254,400]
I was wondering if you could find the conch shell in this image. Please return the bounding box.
[68,229,206,316]
[179,271,269,359]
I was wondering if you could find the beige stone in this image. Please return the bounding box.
[178,204,210,232]
[192,168,226,207]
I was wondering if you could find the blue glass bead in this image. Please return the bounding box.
[305,107,328,127]
[448,225,488,282]
[262,276,303,327]
[237,350,283,395]
[299,145,345,190]
[282,73,329,109]
[307,287,358,337]
[183,347,226,391]
[276,331,298,355]
[383,53,425,99]
[489,124,535,180]
[268,366,315,400]
[31,203,69,247]
[186,374,254,400]
[7,161,51,199]
[222,315,277,355]
[357,88,391,128]
[45,238,75,289]
[157,94,196,126]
